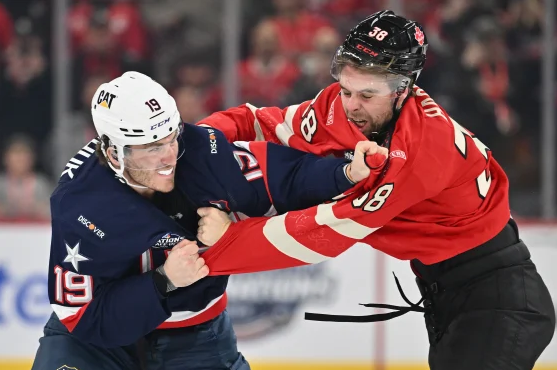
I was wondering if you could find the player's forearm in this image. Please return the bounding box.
[277,159,354,213]
[252,142,353,213]
[67,271,171,348]
[203,211,355,275]
[203,220,309,275]
[296,156,355,202]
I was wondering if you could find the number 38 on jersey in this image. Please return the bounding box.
[352,184,394,212]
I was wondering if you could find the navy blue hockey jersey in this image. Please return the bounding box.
[48,123,353,347]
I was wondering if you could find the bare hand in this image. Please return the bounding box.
[163,240,209,287]
[347,141,388,182]
[197,207,232,246]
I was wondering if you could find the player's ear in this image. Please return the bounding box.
[395,85,410,110]
[106,146,121,168]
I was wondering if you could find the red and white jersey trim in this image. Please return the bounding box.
[51,293,227,331]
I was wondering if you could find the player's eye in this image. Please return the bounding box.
[148,146,162,153]
[342,91,351,97]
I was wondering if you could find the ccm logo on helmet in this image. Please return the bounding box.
[151,117,171,130]
[97,90,116,109]
[356,44,378,57]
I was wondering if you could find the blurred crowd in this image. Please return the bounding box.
[0,0,555,221]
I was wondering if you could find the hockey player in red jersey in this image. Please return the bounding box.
[197,10,555,370]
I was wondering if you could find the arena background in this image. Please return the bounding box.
[0,0,555,369]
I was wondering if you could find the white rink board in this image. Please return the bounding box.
[0,223,555,365]
[0,225,52,358]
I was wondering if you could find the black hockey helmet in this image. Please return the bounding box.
[331,10,428,88]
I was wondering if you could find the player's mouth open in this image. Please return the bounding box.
[157,167,174,176]
[349,118,367,128]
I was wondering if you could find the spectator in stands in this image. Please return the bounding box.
[283,26,339,105]
[174,86,208,124]
[68,0,149,62]
[0,32,51,174]
[200,18,300,111]
[0,134,53,221]
[166,50,219,114]
[70,6,122,110]
[69,0,150,110]
[237,20,299,107]
[173,54,216,91]
[462,18,519,137]
[67,73,109,149]
[268,0,332,60]
[0,3,13,55]
[0,2,14,114]
[2,0,51,56]
[139,0,222,87]
[502,0,545,153]
[314,0,381,32]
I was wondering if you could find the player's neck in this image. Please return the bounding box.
[133,186,155,199]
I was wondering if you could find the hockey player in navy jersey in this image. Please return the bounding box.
[31,71,385,370]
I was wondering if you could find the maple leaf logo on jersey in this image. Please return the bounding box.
[414,26,425,46]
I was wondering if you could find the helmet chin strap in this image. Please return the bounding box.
[101,141,149,189]
[120,173,150,190]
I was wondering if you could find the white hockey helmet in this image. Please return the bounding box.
[90,72,183,183]
[91,71,181,147]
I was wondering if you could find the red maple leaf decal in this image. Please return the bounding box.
[414,26,425,46]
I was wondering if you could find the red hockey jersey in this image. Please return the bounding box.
[199,84,512,271]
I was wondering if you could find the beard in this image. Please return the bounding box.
[127,167,175,193]
[347,108,394,140]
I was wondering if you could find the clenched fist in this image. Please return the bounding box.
[162,240,209,287]
[197,207,231,246]
[347,141,388,182]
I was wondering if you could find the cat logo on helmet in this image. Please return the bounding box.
[97,90,116,109]
[57,366,79,370]
[414,26,425,46]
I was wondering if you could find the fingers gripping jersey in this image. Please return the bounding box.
[200,86,512,273]
[49,124,354,347]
